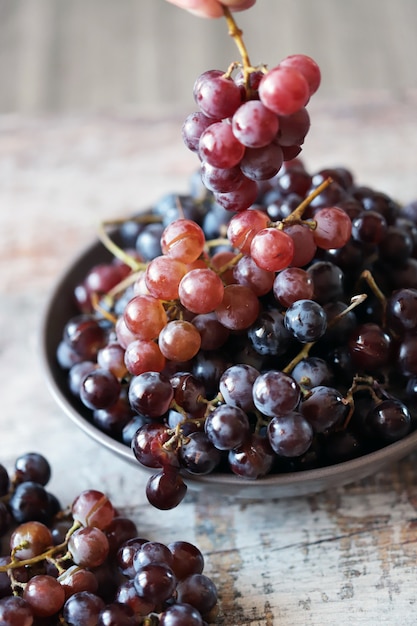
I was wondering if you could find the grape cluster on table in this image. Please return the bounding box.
[55,150,417,511]
[0,452,218,625]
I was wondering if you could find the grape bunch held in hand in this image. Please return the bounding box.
[182,8,320,210]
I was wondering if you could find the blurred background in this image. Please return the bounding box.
[1,0,417,115]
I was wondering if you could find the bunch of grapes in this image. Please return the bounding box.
[0,452,218,625]
[182,29,320,213]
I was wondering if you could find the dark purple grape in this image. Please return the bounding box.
[116,537,150,578]
[80,369,121,411]
[0,596,34,626]
[9,481,51,524]
[131,422,178,469]
[133,562,176,605]
[398,334,417,377]
[128,372,174,418]
[168,541,204,581]
[14,452,51,487]
[97,602,136,626]
[301,385,348,433]
[351,210,387,245]
[145,469,187,510]
[179,432,222,475]
[133,541,174,571]
[170,373,206,418]
[159,603,204,626]
[284,299,327,343]
[228,433,275,478]
[252,370,300,418]
[307,261,344,304]
[378,225,413,264]
[364,399,412,442]
[63,314,108,360]
[291,357,333,389]
[267,411,314,457]
[63,591,105,626]
[219,364,260,412]
[248,309,293,356]
[135,222,164,261]
[204,404,250,450]
[387,288,417,333]
[348,323,392,372]
[176,573,218,616]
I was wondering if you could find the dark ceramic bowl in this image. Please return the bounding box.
[40,235,417,499]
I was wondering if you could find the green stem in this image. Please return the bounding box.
[98,222,144,271]
[280,177,333,227]
[0,520,81,573]
[222,5,252,76]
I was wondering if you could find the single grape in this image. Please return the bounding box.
[145,469,187,510]
[228,433,275,479]
[252,371,300,418]
[205,404,250,450]
[284,299,327,343]
[128,372,174,419]
[250,227,294,272]
[23,574,66,618]
[159,602,204,626]
[267,411,314,457]
[259,65,309,116]
[232,100,279,148]
[301,385,348,433]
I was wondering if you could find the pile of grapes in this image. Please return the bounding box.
[52,10,417,511]
[0,452,218,625]
[54,153,417,510]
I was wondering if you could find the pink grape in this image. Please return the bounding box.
[194,70,242,119]
[179,268,225,314]
[161,219,206,264]
[259,65,309,116]
[313,206,352,249]
[145,256,187,300]
[123,295,167,340]
[199,121,245,169]
[158,320,202,361]
[124,339,166,375]
[232,100,279,148]
[250,227,295,271]
[279,53,321,95]
[227,208,270,254]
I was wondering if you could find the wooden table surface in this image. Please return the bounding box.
[2,95,417,625]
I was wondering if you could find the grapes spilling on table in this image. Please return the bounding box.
[53,8,417,511]
[0,452,218,625]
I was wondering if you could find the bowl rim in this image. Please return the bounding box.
[40,231,417,493]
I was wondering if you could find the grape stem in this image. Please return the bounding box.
[222,5,252,81]
[0,520,81,573]
[98,221,146,272]
[277,177,334,228]
[359,269,387,327]
[342,374,383,429]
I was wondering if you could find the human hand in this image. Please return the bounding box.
[165,0,256,19]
